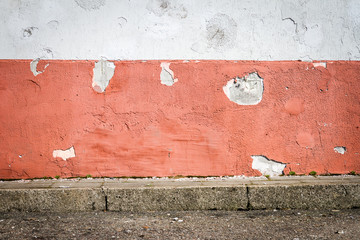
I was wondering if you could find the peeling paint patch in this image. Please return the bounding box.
[313,62,327,68]
[223,72,264,105]
[92,59,115,93]
[251,155,286,177]
[30,58,49,76]
[334,146,347,154]
[75,0,105,10]
[53,146,76,161]
[160,62,178,86]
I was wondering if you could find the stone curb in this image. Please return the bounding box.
[0,176,359,212]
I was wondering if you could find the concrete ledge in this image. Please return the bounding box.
[248,184,360,210]
[0,176,359,212]
[0,189,105,212]
[106,187,248,211]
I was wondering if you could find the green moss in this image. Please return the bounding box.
[54,175,60,179]
[309,171,317,176]
[41,176,52,179]
[289,171,296,176]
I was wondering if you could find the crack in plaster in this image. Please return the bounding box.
[282,17,298,33]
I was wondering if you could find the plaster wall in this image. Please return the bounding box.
[0,0,360,60]
[1,0,360,179]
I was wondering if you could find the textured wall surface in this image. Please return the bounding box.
[1,60,359,178]
[0,0,360,60]
[1,0,360,179]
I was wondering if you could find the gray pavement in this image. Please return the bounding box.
[0,176,359,212]
[0,209,359,239]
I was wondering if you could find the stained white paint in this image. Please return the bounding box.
[92,59,115,93]
[0,0,359,60]
[30,58,49,76]
[251,155,286,177]
[53,146,76,161]
[223,72,263,105]
[334,146,347,154]
[160,62,177,86]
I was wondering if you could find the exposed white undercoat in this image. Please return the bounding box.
[251,155,286,177]
[53,146,76,161]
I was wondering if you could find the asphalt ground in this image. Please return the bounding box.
[0,209,359,239]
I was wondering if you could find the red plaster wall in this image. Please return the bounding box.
[0,60,359,179]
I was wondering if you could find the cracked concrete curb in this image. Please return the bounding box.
[0,176,359,212]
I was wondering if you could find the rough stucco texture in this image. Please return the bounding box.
[0,60,360,179]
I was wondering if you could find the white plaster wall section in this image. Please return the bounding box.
[117,17,127,28]
[223,72,263,105]
[191,13,237,55]
[47,20,59,30]
[22,27,39,38]
[251,155,287,177]
[334,146,347,154]
[53,146,76,161]
[92,59,116,93]
[30,58,49,76]
[0,0,360,60]
[206,13,237,51]
[74,0,106,11]
[146,0,187,19]
[160,62,178,86]
[142,0,188,41]
[143,15,182,40]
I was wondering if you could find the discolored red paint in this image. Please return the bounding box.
[296,132,315,149]
[0,60,359,179]
[285,98,305,115]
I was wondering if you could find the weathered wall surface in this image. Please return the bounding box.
[1,0,360,179]
[1,60,359,178]
[1,0,360,60]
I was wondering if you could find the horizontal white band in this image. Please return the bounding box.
[1,0,359,60]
